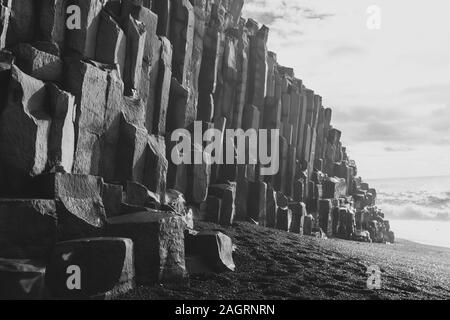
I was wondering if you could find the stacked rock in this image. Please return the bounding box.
[0,0,393,299]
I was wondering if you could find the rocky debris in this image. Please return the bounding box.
[185,230,235,273]
[0,258,46,299]
[45,237,135,299]
[106,210,187,284]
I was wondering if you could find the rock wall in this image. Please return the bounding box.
[0,0,394,297]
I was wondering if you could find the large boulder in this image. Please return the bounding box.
[0,199,57,259]
[106,210,187,284]
[45,238,135,299]
[185,230,235,272]
[0,258,46,299]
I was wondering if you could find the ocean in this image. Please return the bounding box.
[367,176,450,248]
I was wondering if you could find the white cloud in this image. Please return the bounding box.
[243,0,450,179]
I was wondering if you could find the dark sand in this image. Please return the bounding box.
[120,221,450,300]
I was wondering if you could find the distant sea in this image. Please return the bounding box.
[366,176,450,248]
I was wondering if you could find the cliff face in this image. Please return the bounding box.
[0,0,393,297]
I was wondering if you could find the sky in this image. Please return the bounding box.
[243,0,450,179]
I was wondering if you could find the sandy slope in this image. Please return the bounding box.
[120,221,450,300]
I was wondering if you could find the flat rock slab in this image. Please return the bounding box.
[45,237,135,300]
[106,210,187,284]
[186,231,236,273]
[0,199,57,259]
[0,258,46,299]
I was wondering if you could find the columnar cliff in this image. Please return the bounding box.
[0,0,394,298]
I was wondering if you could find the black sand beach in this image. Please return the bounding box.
[120,221,450,300]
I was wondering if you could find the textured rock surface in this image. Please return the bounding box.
[45,237,135,299]
[30,173,106,240]
[106,210,187,284]
[0,0,394,299]
[0,65,51,189]
[186,230,236,272]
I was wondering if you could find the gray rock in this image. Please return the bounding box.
[289,202,306,234]
[265,184,277,228]
[143,134,168,201]
[0,258,46,299]
[151,36,172,135]
[64,59,107,176]
[125,180,160,208]
[0,49,13,113]
[0,0,11,50]
[318,199,332,237]
[30,173,106,239]
[102,183,123,218]
[106,210,187,284]
[276,207,292,232]
[0,199,57,259]
[248,181,267,226]
[0,65,51,182]
[124,15,146,96]
[47,83,75,173]
[209,183,236,226]
[206,195,221,224]
[5,0,35,47]
[185,230,235,272]
[46,237,135,299]
[39,0,67,49]
[96,11,127,77]
[323,177,347,199]
[170,0,194,86]
[65,0,105,58]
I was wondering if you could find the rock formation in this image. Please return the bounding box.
[0,0,394,299]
